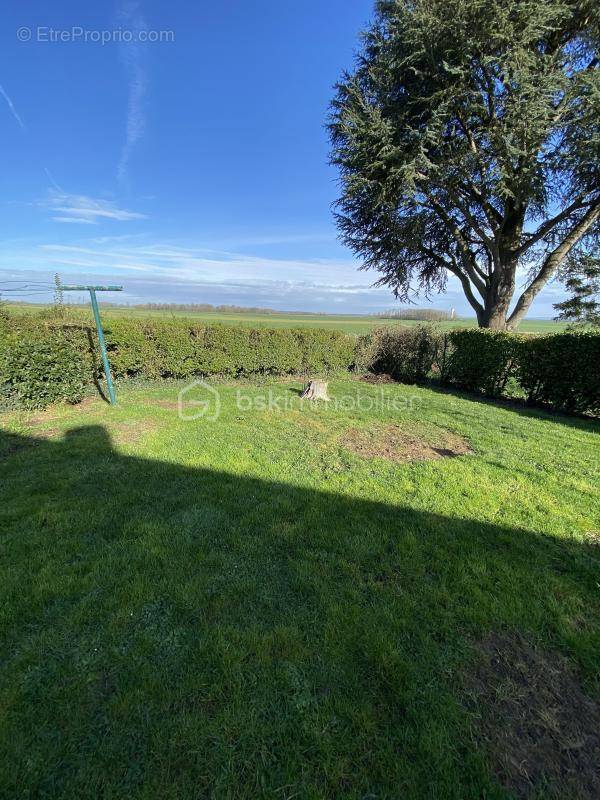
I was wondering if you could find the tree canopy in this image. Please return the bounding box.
[330,0,600,328]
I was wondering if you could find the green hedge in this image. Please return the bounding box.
[0,321,91,409]
[2,313,598,416]
[441,329,520,397]
[0,316,357,408]
[101,320,355,379]
[363,326,442,383]
[364,324,599,415]
[518,331,600,415]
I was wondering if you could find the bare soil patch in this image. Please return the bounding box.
[359,373,396,384]
[35,427,61,440]
[147,399,180,410]
[465,632,600,799]
[340,423,471,462]
[25,396,100,427]
[110,419,159,445]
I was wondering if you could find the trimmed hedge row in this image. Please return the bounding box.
[518,332,600,415]
[0,322,91,409]
[443,328,599,414]
[0,316,356,408]
[1,313,598,415]
[367,325,440,384]
[360,325,600,415]
[103,319,356,379]
[441,329,519,397]
[358,326,520,395]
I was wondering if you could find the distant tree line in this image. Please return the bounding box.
[94,303,289,314]
[376,308,454,322]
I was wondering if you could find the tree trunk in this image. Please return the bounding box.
[477,265,517,330]
[478,308,509,330]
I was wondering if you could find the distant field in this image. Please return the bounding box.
[4,302,566,334]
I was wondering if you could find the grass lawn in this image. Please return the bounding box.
[4,302,567,334]
[1,378,598,798]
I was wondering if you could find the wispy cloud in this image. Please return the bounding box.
[51,217,97,225]
[44,168,63,193]
[34,241,373,301]
[0,83,25,130]
[117,3,148,185]
[0,237,567,315]
[45,191,147,224]
[0,85,70,196]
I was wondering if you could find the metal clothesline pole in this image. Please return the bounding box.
[61,284,123,404]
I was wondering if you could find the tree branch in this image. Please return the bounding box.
[507,199,600,328]
[416,176,495,274]
[422,246,484,315]
[514,195,596,257]
[425,195,488,297]
[457,181,503,227]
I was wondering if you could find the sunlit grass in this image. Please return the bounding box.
[0,378,597,798]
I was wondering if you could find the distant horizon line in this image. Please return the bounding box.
[2,298,560,321]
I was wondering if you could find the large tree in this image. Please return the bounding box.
[330,0,600,329]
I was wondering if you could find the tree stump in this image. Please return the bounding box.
[300,380,330,401]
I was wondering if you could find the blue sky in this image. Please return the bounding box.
[1,1,566,316]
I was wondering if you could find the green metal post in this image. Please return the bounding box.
[89,288,117,404]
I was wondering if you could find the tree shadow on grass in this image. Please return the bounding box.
[0,425,598,800]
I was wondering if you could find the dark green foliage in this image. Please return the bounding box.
[361,325,599,414]
[143,321,200,378]
[294,328,355,376]
[442,329,520,396]
[0,316,357,408]
[353,333,378,373]
[103,318,157,378]
[554,250,600,327]
[518,332,600,414]
[369,325,442,383]
[3,313,598,415]
[330,0,600,329]
[0,325,90,409]
[102,320,355,380]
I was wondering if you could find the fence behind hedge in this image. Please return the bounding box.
[1,312,598,415]
[360,326,600,416]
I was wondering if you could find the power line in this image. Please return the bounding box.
[0,282,53,287]
[1,293,53,299]
[0,285,54,291]
[0,289,53,294]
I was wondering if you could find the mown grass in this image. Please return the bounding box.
[0,378,598,798]
[4,302,567,334]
